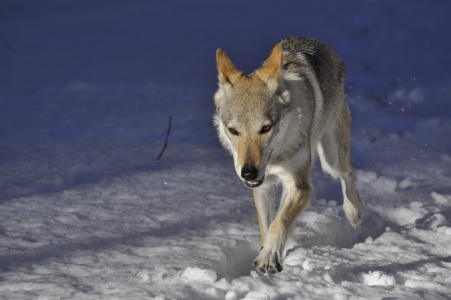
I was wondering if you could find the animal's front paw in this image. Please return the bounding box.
[253,248,283,275]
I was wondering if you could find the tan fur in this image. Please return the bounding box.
[255,44,282,83]
[216,49,241,85]
[237,135,262,171]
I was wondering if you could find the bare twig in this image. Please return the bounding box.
[157,116,172,160]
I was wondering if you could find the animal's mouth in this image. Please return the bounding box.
[244,176,265,188]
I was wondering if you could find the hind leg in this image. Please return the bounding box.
[317,115,363,227]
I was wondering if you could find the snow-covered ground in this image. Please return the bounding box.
[1,1,451,299]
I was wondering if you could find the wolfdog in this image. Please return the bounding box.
[213,37,363,274]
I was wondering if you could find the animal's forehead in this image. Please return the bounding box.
[218,73,282,125]
[227,75,272,102]
[243,72,271,86]
[221,97,280,126]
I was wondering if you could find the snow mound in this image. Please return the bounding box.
[431,191,451,205]
[242,291,270,300]
[182,267,217,283]
[355,170,397,194]
[359,271,395,286]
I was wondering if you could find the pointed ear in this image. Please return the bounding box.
[216,49,240,86]
[256,43,282,83]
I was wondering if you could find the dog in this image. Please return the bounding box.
[213,37,364,275]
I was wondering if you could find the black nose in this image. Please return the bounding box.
[241,165,259,181]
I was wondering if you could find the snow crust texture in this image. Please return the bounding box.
[1,0,451,299]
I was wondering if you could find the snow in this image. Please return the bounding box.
[359,271,395,287]
[1,0,451,299]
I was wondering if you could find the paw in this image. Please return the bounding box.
[350,216,363,228]
[253,248,283,275]
[344,200,364,228]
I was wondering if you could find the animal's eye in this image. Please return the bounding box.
[228,127,239,135]
[260,125,272,134]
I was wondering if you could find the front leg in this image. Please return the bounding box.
[254,180,311,274]
[252,186,276,245]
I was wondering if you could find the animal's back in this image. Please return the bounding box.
[280,36,346,110]
[279,36,350,149]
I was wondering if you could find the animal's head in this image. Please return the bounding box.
[213,44,290,188]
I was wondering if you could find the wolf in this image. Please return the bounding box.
[213,36,363,274]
